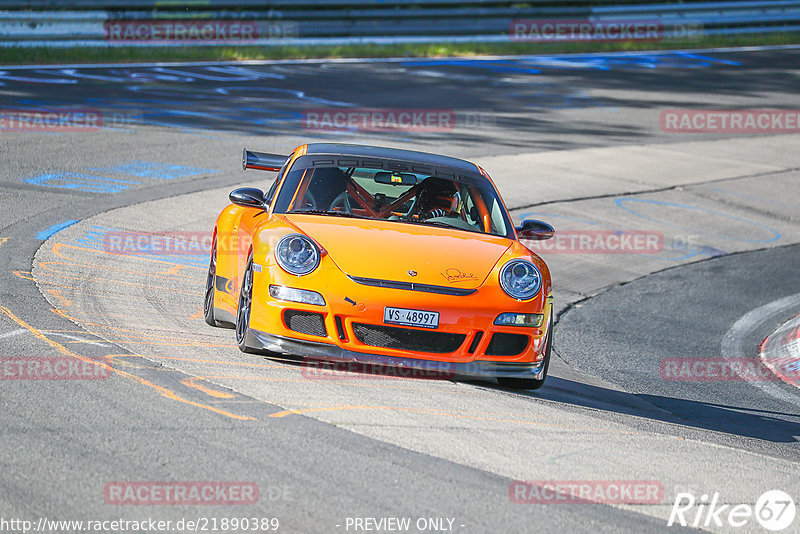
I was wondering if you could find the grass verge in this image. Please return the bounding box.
[2,32,799,65]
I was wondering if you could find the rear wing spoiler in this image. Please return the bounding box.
[242,148,287,172]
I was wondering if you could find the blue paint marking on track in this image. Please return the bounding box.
[71,225,112,250]
[23,173,138,194]
[402,59,541,74]
[402,52,741,74]
[37,220,79,240]
[24,161,219,194]
[92,161,219,180]
[615,198,781,243]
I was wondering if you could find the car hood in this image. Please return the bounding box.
[284,214,512,289]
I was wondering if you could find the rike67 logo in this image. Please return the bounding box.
[668,490,795,531]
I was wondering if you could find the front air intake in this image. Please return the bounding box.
[485,333,529,356]
[352,323,465,354]
[285,310,327,337]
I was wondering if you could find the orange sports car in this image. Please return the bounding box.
[204,143,555,389]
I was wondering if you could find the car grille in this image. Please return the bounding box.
[352,323,466,354]
[468,331,484,353]
[485,333,529,356]
[285,310,327,337]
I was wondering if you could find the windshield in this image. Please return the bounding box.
[276,166,511,237]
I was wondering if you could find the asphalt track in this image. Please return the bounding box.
[1,47,800,533]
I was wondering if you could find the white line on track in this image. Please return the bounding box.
[40,331,111,348]
[0,328,25,340]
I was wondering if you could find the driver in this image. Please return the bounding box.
[414,177,460,220]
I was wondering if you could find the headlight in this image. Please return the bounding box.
[494,313,543,327]
[499,259,541,300]
[269,285,326,306]
[275,234,320,276]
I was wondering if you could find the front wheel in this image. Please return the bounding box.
[235,253,258,353]
[497,311,553,390]
[204,234,224,327]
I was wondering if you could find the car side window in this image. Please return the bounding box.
[264,152,293,206]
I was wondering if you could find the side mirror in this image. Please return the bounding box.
[229,187,267,209]
[516,219,554,240]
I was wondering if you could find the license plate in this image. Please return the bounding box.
[384,307,439,329]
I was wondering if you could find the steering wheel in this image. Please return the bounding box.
[421,208,449,220]
[328,191,352,213]
[302,191,317,210]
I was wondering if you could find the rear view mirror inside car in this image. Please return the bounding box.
[374,171,418,186]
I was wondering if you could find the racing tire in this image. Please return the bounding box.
[235,253,258,353]
[203,234,233,328]
[497,310,553,390]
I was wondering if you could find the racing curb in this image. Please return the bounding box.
[760,312,800,389]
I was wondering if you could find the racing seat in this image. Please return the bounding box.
[306,167,349,211]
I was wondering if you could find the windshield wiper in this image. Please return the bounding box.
[396,218,482,233]
[294,209,371,219]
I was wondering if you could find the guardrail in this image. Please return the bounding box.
[1,0,799,47]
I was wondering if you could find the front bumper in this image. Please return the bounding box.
[246,329,547,380]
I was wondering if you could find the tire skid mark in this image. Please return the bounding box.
[53,243,205,272]
[34,270,201,296]
[106,354,287,370]
[83,339,236,348]
[0,303,254,421]
[39,260,198,282]
[51,338,235,348]
[50,245,203,278]
[181,377,236,399]
[52,308,167,335]
[45,289,72,308]
[269,404,640,434]
[13,270,35,281]
[14,271,173,304]
[103,354,161,370]
[45,329,234,343]
[34,236,522,426]
[178,374,476,395]
[49,311,158,321]
[30,243,206,296]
